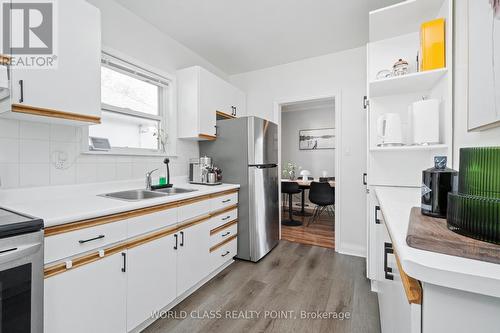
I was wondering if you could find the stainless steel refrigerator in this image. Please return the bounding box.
[200,116,279,262]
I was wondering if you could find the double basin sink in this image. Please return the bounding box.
[101,187,197,201]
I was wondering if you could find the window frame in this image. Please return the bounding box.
[82,49,176,157]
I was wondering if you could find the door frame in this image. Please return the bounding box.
[273,91,342,251]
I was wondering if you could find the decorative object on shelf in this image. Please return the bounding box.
[392,58,409,76]
[468,1,500,130]
[421,156,458,218]
[299,128,335,150]
[282,162,297,180]
[420,18,445,71]
[376,69,393,80]
[376,113,403,147]
[409,98,440,145]
[299,169,311,180]
[447,147,500,244]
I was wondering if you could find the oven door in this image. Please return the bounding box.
[0,231,43,333]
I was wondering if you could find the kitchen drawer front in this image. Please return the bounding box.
[178,199,211,222]
[210,238,237,271]
[210,193,238,211]
[127,207,177,238]
[210,222,238,247]
[209,208,238,230]
[44,221,127,264]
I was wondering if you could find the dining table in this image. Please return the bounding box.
[281,178,336,216]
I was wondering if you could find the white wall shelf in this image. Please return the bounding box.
[369,144,448,152]
[369,0,446,42]
[369,68,447,98]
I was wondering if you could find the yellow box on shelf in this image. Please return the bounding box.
[420,18,445,71]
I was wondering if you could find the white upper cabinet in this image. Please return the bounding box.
[1,0,101,126]
[177,66,246,140]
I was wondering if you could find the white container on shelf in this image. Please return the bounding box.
[409,98,440,145]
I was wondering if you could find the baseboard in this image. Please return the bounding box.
[336,242,366,258]
[131,259,235,333]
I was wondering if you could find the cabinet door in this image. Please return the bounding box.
[126,235,177,331]
[44,252,127,333]
[10,0,101,118]
[231,86,246,117]
[198,68,219,136]
[176,222,210,296]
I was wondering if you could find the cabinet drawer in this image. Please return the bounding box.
[210,222,238,247]
[210,238,237,271]
[45,221,127,264]
[178,199,211,222]
[209,208,238,230]
[127,207,177,239]
[211,192,238,211]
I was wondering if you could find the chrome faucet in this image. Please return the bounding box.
[145,168,158,190]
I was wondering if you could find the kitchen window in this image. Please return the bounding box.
[88,52,170,154]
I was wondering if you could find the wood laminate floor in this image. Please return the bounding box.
[144,241,380,333]
[281,205,335,249]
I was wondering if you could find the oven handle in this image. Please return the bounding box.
[0,243,41,264]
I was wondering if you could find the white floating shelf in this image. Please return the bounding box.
[370,144,448,152]
[369,68,447,98]
[369,0,445,42]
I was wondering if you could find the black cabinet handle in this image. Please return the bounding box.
[78,235,105,244]
[221,251,230,257]
[174,234,178,250]
[222,216,231,221]
[375,206,381,224]
[222,199,231,203]
[19,80,24,103]
[384,242,394,280]
[363,173,367,185]
[221,232,231,237]
[180,231,184,247]
[121,252,126,272]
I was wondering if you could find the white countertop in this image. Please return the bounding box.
[375,187,500,298]
[0,178,239,227]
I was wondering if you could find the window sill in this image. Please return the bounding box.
[82,150,175,157]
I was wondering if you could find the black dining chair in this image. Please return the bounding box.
[281,182,302,226]
[307,182,335,226]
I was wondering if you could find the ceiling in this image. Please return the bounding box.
[282,97,334,113]
[117,0,402,75]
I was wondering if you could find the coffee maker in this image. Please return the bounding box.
[189,156,212,184]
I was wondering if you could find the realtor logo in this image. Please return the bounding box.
[1,0,57,68]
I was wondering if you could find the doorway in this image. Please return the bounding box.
[276,96,338,249]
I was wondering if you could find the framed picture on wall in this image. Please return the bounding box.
[299,128,335,150]
[467,0,500,130]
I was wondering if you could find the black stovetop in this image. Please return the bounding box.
[0,208,43,238]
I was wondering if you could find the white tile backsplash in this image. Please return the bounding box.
[20,140,50,163]
[0,120,199,189]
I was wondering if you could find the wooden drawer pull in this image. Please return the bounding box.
[78,235,105,244]
[221,251,230,257]
[221,232,231,237]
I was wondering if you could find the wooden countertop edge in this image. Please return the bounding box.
[395,252,422,305]
[44,188,239,236]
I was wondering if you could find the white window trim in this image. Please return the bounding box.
[82,47,178,157]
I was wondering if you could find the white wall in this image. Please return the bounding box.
[453,0,500,168]
[231,47,368,256]
[0,0,228,188]
[281,107,335,178]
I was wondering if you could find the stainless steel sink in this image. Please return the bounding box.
[153,187,198,195]
[100,189,167,201]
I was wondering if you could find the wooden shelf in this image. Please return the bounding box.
[369,0,445,42]
[369,68,447,98]
[370,144,448,152]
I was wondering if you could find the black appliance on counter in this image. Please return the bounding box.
[421,156,458,218]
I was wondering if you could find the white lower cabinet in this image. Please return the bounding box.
[176,222,211,296]
[126,235,177,331]
[44,252,127,333]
